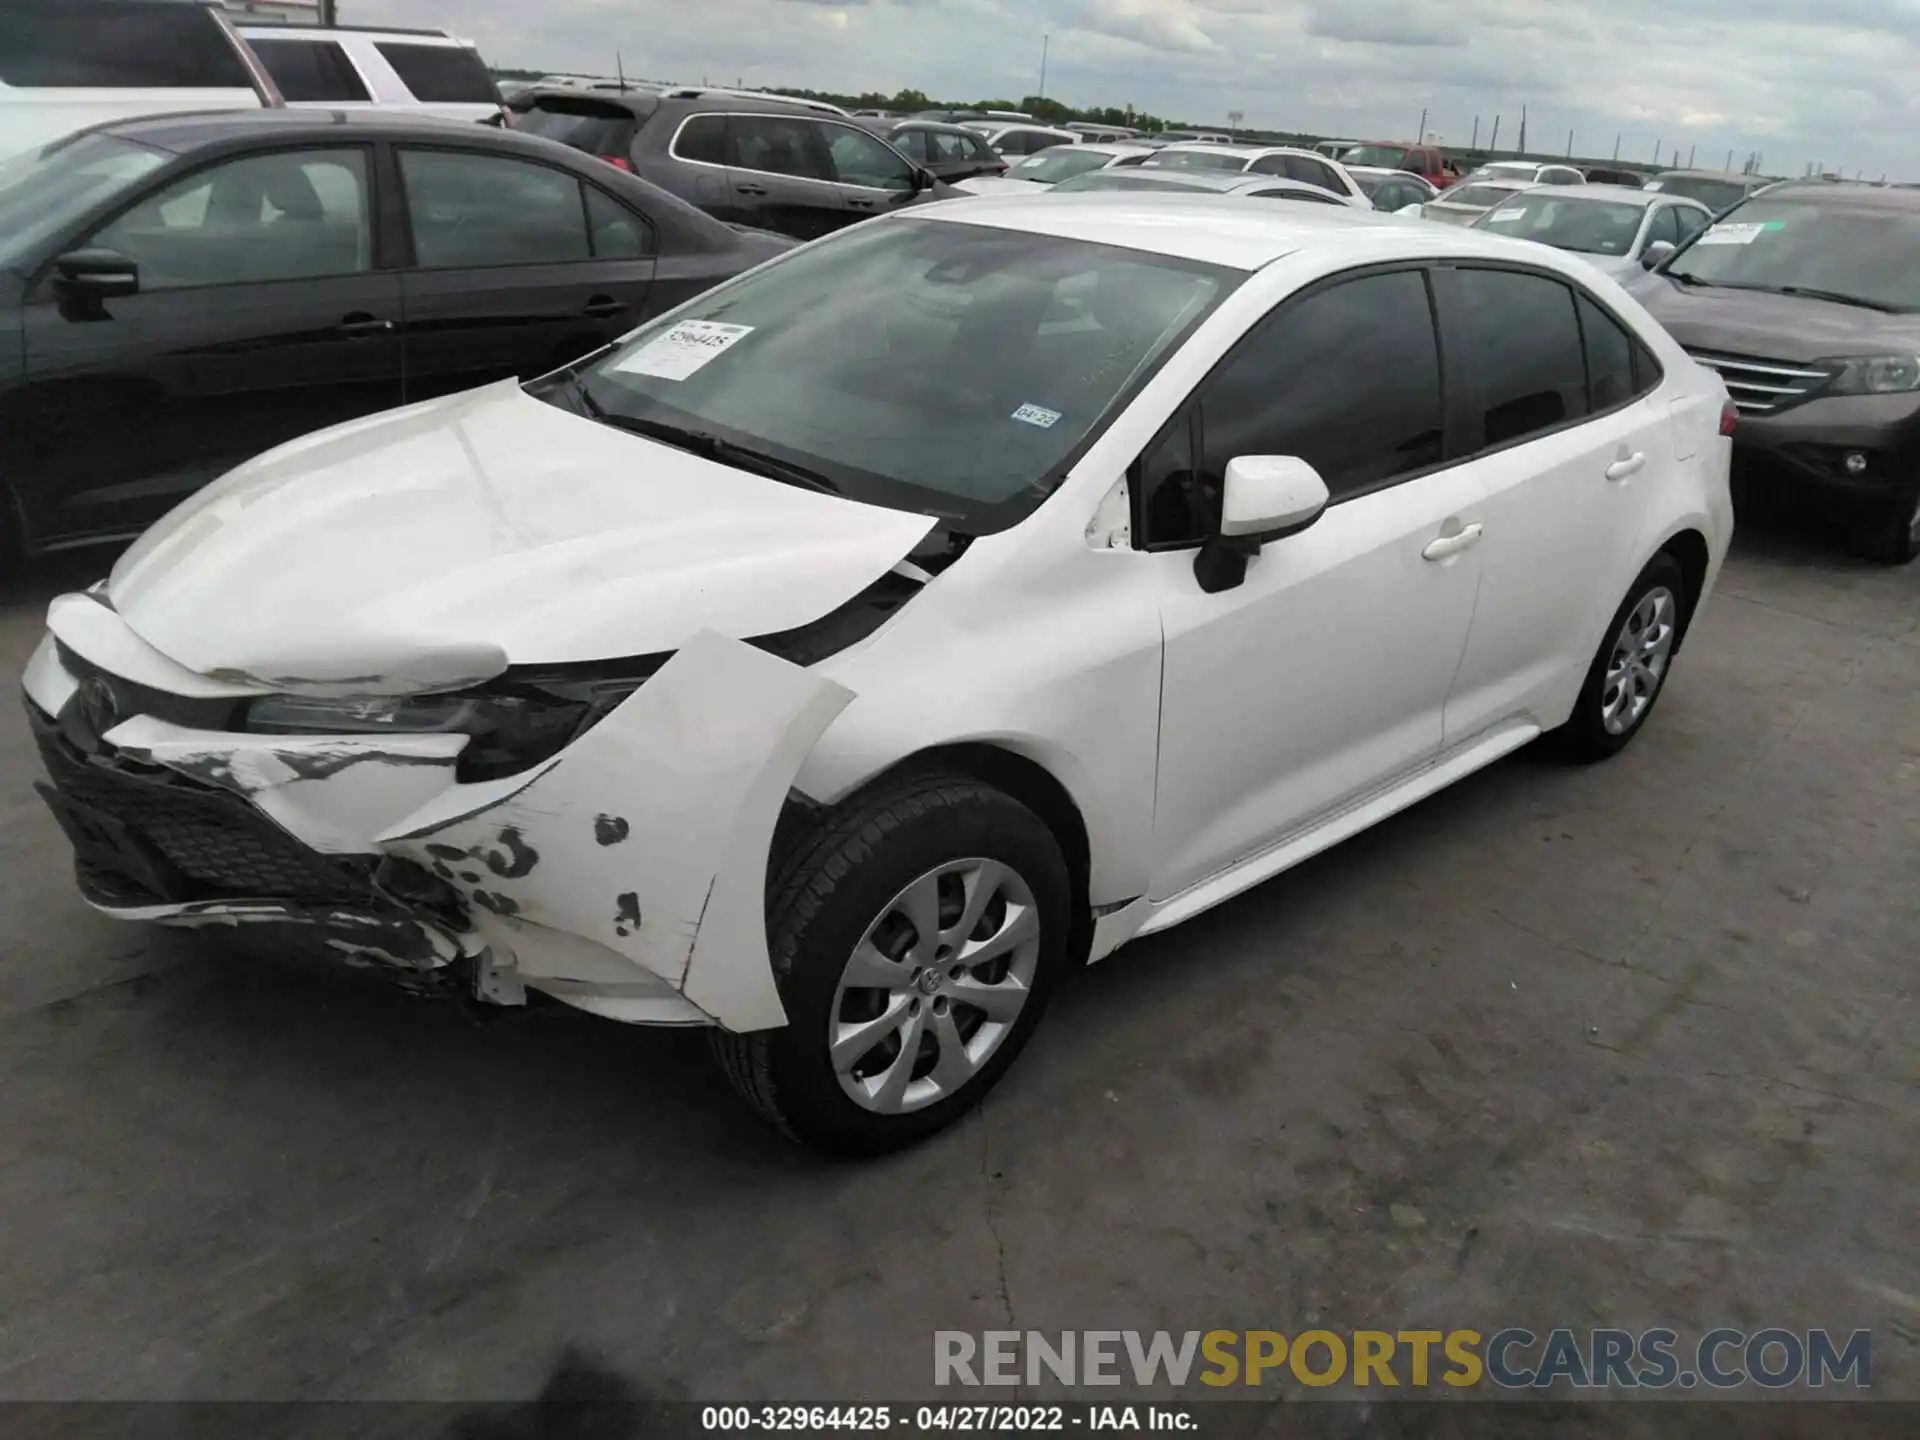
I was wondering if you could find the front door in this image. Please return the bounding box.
[11,144,402,548]
[819,121,924,224]
[1435,268,1666,741]
[394,145,656,402]
[1144,267,1486,899]
[721,115,847,239]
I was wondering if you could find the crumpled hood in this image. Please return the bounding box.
[1632,278,1920,363]
[106,381,935,692]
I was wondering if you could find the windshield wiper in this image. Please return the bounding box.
[570,381,841,495]
[1762,285,1904,314]
[1668,270,1715,287]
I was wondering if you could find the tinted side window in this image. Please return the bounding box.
[893,129,930,163]
[1195,270,1444,518]
[1577,294,1639,411]
[1673,206,1710,239]
[823,125,915,190]
[674,114,728,165]
[1645,205,1681,247]
[965,135,1000,163]
[1,2,251,87]
[585,186,653,259]
[400,150,589,268]
[1450,268,1589,449]
[90,148,370,289]
[727,116,829,180]
[1249,155,1288,177]
[373,42,498,104]
[1305,160,1344,193]
[248,39,370,103]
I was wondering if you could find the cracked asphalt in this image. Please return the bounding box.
[0,514,1914,1411]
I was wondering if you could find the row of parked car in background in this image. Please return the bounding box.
[1,0,1915,567]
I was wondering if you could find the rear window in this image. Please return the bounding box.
[0,1,253,88]
[373,41,498,105]
[516,99,639,157]
[248,38,370,103]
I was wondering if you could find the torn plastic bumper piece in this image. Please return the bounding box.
[30,627,852,1034]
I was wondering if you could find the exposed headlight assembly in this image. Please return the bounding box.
[1820,354,1920,395]
[241,665,667,782]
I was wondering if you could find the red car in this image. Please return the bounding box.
[1337,141,1461,189]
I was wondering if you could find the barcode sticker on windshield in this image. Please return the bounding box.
[1011,403,1063,428]
[1696,222,1768,246]
[612,320,754,381]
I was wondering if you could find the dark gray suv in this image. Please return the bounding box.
[510,88,955,239]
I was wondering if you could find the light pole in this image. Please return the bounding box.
[1038,33,1049,100]
[1226,109,1244,139]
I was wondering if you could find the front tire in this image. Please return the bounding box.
[712,771,1070,1155]
[1551,552,1687,763]
[1851,488,1920,566]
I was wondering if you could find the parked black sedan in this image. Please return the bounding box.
[0,109,792,558]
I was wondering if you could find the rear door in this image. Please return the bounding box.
[394,144,655,400]
[12,144,401,546]
[368,38,503,123]
[721,114,846,239]
[819,120,923,225]
[1435,266,1669,743]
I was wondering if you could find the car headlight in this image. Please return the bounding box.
[1820,354,1920,395]
[241,669,663,782]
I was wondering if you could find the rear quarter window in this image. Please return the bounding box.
[248,38,370,103]
[373,41,498,104]
[1,2,252,87]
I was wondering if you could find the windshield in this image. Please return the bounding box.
[1340,145,1406,168]
[1476,194,1647,254]
[1442,183,1520,209]
[1053,172,1215,193]
[1647,176,1748,212]
[1007,148,1117,184]
[1147,149,1248,173]
[572,218,1239,531]
[1663,199,1920,312]
[0,132,168,272]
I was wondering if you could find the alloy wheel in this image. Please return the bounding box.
[829,857,1041,1114]
[1600,585,1678,736]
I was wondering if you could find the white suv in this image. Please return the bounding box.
[0,0,277,163]
[24,196,1734,1154]
[238,24,503,125]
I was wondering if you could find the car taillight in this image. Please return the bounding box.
[600,154,634,172]
[1719,400,1739,437]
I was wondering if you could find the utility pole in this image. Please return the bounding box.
[1417,106,1428,144]
[1226,108,1244,139]
[1565,127,1573,158]
[1489,114,1500,153]
[1653,138,1661,165]
[1471,115,1480,149]
[1518,104,1527,154]
[1038,33,1049,99]
[1725,149,1733,172]
[1613,133,1620,161]
[1687,144,1696,168]
[319,0,337,24]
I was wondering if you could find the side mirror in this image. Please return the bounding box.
[913,167,937,192]
[55,248,140,299]
[1194,456,1331,593]
[1641,239,1676,270]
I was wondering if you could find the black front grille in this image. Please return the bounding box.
[30,705,374,907]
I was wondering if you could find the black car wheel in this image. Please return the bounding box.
[1853,488,1920,566]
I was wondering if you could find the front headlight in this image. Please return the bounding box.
[241,669,662,782]
[1820,354,1920,395]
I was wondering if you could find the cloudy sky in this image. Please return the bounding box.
[344,0,1912,180]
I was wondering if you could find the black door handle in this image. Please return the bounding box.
[582,296,624,318]
[846,198,876,210]
[734,183,767,196]
[336,313,394,336]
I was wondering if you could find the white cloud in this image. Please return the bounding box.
[339,0,1913,179]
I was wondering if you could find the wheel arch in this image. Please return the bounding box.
[780,741,1097,967]
[1657,526,1711,650]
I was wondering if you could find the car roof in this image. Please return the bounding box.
[886,120,984,137]
[1741,181,1920,211]
[917,191,1541,270]
[1432,178,1535,201]
[82,106,569,154]
[1155,143,1323,161]
[1063,169,1325,195]
[1059,141,1156,158]
[1652,169,1754,181]
[1346,165,1427,181]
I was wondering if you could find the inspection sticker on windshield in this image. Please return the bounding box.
[1011,403,1063,429]
[612,320,754,380]
[1696,220,1783,246]
[1486,208,1524,223]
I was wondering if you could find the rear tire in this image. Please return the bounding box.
[711,770,1070,1155]
[1851,489,1920,566]
[1550,552,1688,763]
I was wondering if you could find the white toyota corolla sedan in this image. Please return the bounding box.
[23,194,1734,1153]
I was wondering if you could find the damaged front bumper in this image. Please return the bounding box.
[23,616,852,1032]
